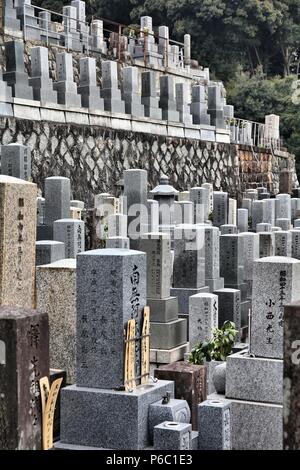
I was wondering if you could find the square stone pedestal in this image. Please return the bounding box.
[59,380,174,450]
[150,318,187,349]
[154,362,207,430]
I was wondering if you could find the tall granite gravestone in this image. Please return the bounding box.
[204,226,224,292]
[159,75,180,122]
[290,229,300,259]
[171,224,209,314]
[190,187,209,224]
[147,199,159,232]
[251,257,300,360]
[124,169,148,247]
[2,0,21,36]
[100,61,125,113]
[36,240,65,265]
[141,71,162,120]
[78,57,104,110]
[44,176,71,228]
[1,143,31,180]
[275,194,291,221]
[252,200,264,230]
[53,219,85,258]
[3,40,34,100]
[0,175,36,308]
[237,208,248,233]
[53,52,82,107]
[259,232,275,258]
[175,83,192,125]
[36,258,76,384]
[122,66,145,117]
[189,293,218,348]
[0,306,49,449]
[174,201,193,225]
[63,5,82,52]
[213,192,228,227]
[202,182,214,214]
[28,46,57,104]
[220,234,244,287]
[262,199,275,226]
[208,84,225,129]
[228,198,237,226]
[224,256,300,450]
[214,288,241,333]
[58,249,174,450]
[190,85,210,125]
[283,301,300,450]
[139,233,188,363]
[274,231,292,257]
[0,67,14,116]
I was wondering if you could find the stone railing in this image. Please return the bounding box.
[226,117,282,151]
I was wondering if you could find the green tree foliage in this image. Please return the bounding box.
[227,70,300,160]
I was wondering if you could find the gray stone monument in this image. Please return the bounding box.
[122,66,145,117]
[28,46,57,104]
[159,75,180,122]
[53,52,82,107]
[36,240,65,265]
[189,293,218,348]
[3,40,34,100]
[213,192,228,227]
[204,226,224,292]
[141,71,162,120]
[53,219,85,258]
[274,231,292,257]
[1,143,31,181]
[175,83,192,125]
[100,61,126,113]
[78,57,104,110]
[190,85,210,125]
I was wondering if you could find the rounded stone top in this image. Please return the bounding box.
[0,175,35,185]
[46,176,70,181]
[39,258,76,269]
[256,256,300,263]
[53,219,83,223]
[191,293,218,299]
[150,175,179,196]
[78,248,145,257]
[36,240,65,246]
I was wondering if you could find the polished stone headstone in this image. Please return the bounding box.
[78,57,104,110]
[1,143,31,181]
[36,240,65,265]
[189,293,218,348]
[53,52,81,107]
[3,40,34,100]
[44,176,71,228]
[100,61,126,113]
[159,75,180,122]
[213,192,228,227]
[122,66,145,117]
[175,83,192,125]
[141,71,162,120]
[29,46,57,103]
[53,219,84,259]
[190,85,210,125]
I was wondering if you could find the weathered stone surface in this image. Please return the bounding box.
[0,175,36,308]
[154,362,207,430]
[0,306,49,450]
[36,258,76,384]
[283,301,300,450]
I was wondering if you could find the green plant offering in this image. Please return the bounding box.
[188,321,238,365]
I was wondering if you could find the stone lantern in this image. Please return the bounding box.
[150,174,179,226]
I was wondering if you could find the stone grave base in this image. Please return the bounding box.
[150,318,187,349]
[60,380,174,450]
[150,342,189,367]
[226,351,283,404]
[208,393,282,450]
[147,296,178,322]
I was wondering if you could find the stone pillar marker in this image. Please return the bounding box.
[213,191,228,227]
[141,70,162,120]
[44,176,71,228]
[251,257,300,359]
[53,219,85,258]
[0,306,49,449]
[274,231,292,257]
[124,169,148,245]
[283,301,300,450]
[190,85,210,125]
[1,143,31,181]
[190,186,209,224]
[175,82,192,125]
[3,40,34,100]
[28,46,57,104]
[76,249,146,389]
[122,66,145,117]
[36,258,76,384]
[189,293,218,348]
[78,57,104,110]
[100,60,126,113]
[53,52,82,107]
[0,175,36,308]
[159,75,180,122]
[204,226,224,292]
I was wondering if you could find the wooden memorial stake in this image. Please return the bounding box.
[141,306,150,384]
[124,319,136,391]
[39,376,63,450]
